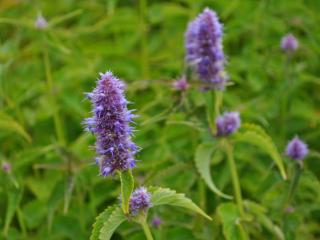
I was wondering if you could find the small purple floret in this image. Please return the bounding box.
[35,13,48,29]
[2,162,11,173]
[84,71,138,176]
[151,217,162,228]
[185,8,227,90]
[216,112,241,136]
[129,187,151,215]
[286,136,308,161]
[281,34,298,53]
[172,76,190,91]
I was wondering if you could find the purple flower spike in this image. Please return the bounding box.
[281,34,298,53]
[185,20,199,63]
[172,76,190,91]
[129,187,151,215]
[84,71,138,176]
[286,136,308,161]
[35,13,48,29]
[151,217,162,228]
[216,112,241,137]
[185,8,227,90]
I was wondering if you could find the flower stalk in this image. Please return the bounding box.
[285,162,302,208]
[224,140,245,217]
[141,221,154,240]
[139,0,149,79]
[43,48,66,146]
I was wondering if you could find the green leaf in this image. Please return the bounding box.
[245,201,284,240]
[149,186,212,220]
[22,200,47,229]
[217,203,248,240]
[3,188,23,236]
[195,143,232,199]
[119,170,134,214]
[0,112,31,143]
[99,206,126,240]
[241,123,272,140]
[90,205,116,240]
[234,123,287,179]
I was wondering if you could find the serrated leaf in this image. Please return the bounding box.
[119,170,134,214]
[195,143,233,199]
[0,112,31,143]
[99,206,126,240]
[217,203,248,240]
[149,186,212,220]
[234,124,287,179]
[90,205,117,240]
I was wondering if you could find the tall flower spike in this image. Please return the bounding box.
[185,8,227,90]
[286,136,308,161]
[281,34,298,53]
[129,187,151,215]
[84,71,138,176]
[216,112,241,137]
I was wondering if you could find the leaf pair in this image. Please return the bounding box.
[195,123,287,201]
[90,186,212,240]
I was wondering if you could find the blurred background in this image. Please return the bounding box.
[0,0,320,239]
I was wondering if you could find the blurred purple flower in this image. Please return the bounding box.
[129,187,151,215]
[151,217,162,228]
[216,112,241,136]
[84,71,138,176]
[35,13,48,29]
[286,136,308,161]
[172,76,190,91]
[2,162,11,173]
[185,8,227,90]
[281,34,298,53]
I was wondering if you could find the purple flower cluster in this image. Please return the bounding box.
[185,8,226,90]
[129,187,151,215]
[281,34,298,53]
[216,112,241,137]
[84,71,138,176]
[286,136,308,161]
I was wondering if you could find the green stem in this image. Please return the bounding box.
[43,48,66,146]
[225,140,245,217]
[285,162,302,208]
[141,221,154,240]
[204,90,223,134]
[49,9,83,27]
[204,92,214,132]
[139,0,149,79]
[214,90,223,117]
[280,54,292,143]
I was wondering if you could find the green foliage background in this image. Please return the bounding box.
[1,0,320,239]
